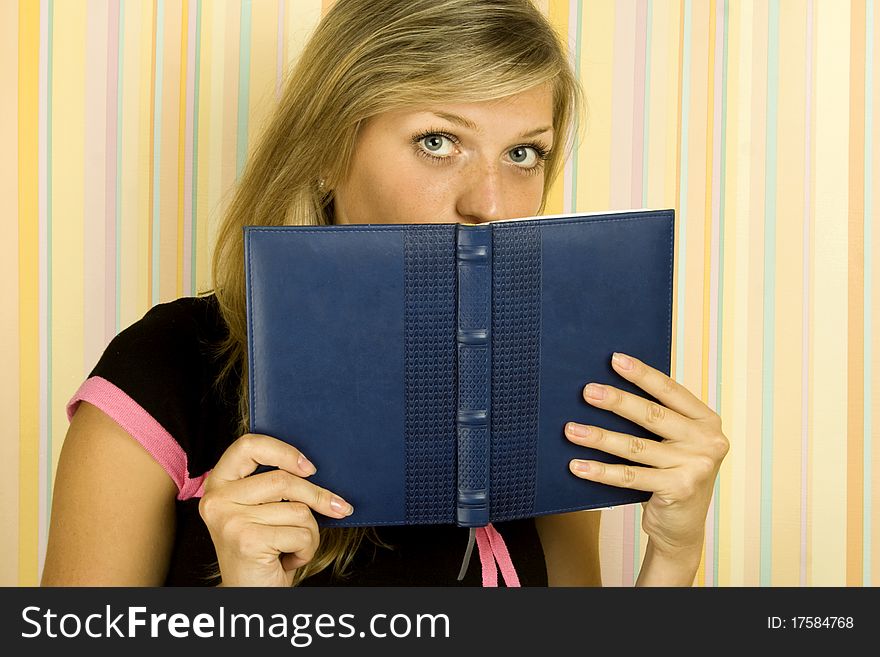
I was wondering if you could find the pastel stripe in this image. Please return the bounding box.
[802,0,814,587]
[37,0,50,583]
[864,0,874,587]
[190,0,202,295]
[772,0,807,587]
[704,0,725,587]
[51,0,89,552]
[236,0,252,177]
[674,0,690,391]
[67,377,208,500]
[0,0,20,585]
[847,0,866,587]
[150,0,163,305]
[159,0,180,303]
[812,0,850,585]
[178,0,190,299]
[610,0,635,210]
[183,0,197,297]
[106,0,119,341]
[758,0,779,587]
[84,0,109,376]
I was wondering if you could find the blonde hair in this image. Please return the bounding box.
[209,0,581,586]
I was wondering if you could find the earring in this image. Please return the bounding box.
[317,178,326,191]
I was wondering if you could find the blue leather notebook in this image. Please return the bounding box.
[245,209,675,528]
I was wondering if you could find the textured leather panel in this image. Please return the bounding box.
[490,223,541,521]
[403,227,457,524]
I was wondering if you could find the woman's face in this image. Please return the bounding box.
[332,83,554,225]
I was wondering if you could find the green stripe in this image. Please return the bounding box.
[759,0,780,587]
[864,0,874,587]
[236,0,252,177]
[714,0,731,588]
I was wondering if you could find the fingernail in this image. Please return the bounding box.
[298,454,317,475]
[571,460,591,474]
[331,496,353,516]
[612,352,634,371]
[584,384,606,401]
[566,422,592,439]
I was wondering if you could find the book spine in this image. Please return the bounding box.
[455,226,492,527]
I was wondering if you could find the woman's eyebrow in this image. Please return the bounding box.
[431,111,552,140]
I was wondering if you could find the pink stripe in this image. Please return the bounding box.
[66,376,208,500]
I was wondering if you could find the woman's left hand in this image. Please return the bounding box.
[565,352,729,561]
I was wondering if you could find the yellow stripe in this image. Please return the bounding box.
[543,0,568,216]
[83,0,110,371]
[873,0,880,586]
[17,0,39,586]
[51,1,87,492]
[728,0,755,586]
[206,0,227,282]
[220,3,240,214]
[247,0,278,155]
[846,0,866,587]
[578,0,614,210]
[744,0,769,587]
[610,0,635,210]
[771,0,808,586]
[811,0,849,585]
[138,0,155,315]
[0,0,21,586]
[159,1,182,303]
[695,0,717,588]
[195,0,213,292]
[118,0,144,328]
[178,0,189,298]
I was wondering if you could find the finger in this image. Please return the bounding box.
[582,382,693,443]
[609,352,717,422]
[214,468,354,519]
[210,433,317,483]
[246,524,318,564]
[564,422,678,469]
[236,501,320,534]
[569,459,665,493]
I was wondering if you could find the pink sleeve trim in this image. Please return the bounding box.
[67,376,209,501]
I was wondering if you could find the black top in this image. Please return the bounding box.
[73,295,548,586]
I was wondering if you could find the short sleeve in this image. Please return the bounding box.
[66,296,240,500]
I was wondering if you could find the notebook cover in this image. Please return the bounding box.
[245,209,675,527]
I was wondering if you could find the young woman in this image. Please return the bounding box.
[41,0,728,587]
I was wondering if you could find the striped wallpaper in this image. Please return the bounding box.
[2,0,876,587]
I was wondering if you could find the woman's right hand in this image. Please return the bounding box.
[198,433,354,587]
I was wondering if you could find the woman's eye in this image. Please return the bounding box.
[508,146,539,167]
[418,134,455,157]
